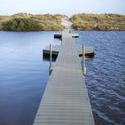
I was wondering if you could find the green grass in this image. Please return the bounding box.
[70,13,125,31]
[0,23,2,30]
[32,14,66,31]
[0,13,125,31]
[2,18,43,31]
[0,13,66,31]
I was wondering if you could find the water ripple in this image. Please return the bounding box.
[77,31,125,125]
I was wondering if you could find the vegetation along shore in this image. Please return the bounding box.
[0,13,125,31]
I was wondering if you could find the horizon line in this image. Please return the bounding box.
[0,12,125,17]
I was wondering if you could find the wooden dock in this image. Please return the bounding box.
[33,31,95,125]
[43,44,94,59]
[54,33,79,39]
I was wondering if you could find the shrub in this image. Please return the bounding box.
[1,14,66,31]
[0,24,2,30]
[71,13,125,31]
[2,18,43,31]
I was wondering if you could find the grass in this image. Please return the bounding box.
[0,13,66,31]
[0,13,125,31]
[70,13,125,31]
[2,18,43,31]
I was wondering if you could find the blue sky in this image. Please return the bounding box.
[0,0,125,16]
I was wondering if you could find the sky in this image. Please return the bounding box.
[0,0,125,16]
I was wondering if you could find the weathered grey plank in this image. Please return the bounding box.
[43,44,94,56]
[33,30,95,125]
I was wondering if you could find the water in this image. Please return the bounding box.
[0,31,125,125]
[0,31,59,125]
[76,31,125,125]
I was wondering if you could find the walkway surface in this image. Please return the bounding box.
[33,31,95,125]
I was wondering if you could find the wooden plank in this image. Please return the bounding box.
[43,45,94,58]
[33,30,95,125]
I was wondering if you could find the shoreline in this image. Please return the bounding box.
[0,13,125,31]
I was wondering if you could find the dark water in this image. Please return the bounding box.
[0,31,125,125]
[76,31,125,125]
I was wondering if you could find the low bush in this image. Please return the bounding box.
[70,13,125,31]
[2,18,42,31]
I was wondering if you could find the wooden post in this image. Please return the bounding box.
[49,44,53,75]
[82,45,86,75]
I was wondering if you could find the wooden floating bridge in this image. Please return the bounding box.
[43,44,94,60]
[33,30,95,125]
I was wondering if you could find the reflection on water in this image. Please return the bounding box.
[0,31,125,125]
[0,31,59,125]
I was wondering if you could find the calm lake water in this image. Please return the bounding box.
[0,31,125,125]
